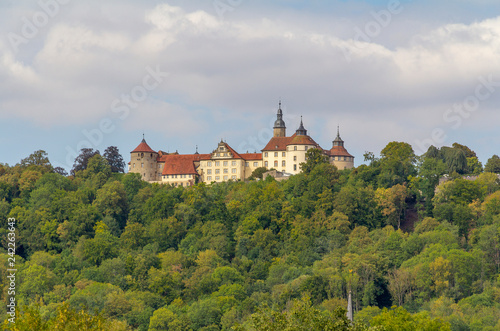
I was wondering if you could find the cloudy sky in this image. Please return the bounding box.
[1,0,500,170]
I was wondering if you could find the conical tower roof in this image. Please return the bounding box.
[131,135,157,153]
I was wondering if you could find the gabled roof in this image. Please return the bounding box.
[262,133,322,150]
[160,154,210,176]
[262,136,294,151]
[224,143,243,159]
[131,139,157,153]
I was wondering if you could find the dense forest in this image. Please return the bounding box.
[1,142,500,330]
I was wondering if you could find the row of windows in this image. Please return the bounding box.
[207,160,238,167]
[264,161,288,167]
[163,174,193,179]
[206,175,237,181]
[132,163,152,168]
[263,147,314,158]
[171,182,191,187]
[332,156,353,161]
[137,153,154,158]
[264,152,287,158]
[207,168,237,175]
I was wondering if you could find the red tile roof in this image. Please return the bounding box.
[289,134,320,147]
[241,153,262,160]
[131,139,157,153]
[262,136,294,151]
[262,133,322,150]
[327,146,354,157]
[224,143,243,159]
[160,154,210,175]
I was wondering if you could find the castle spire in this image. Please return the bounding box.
[273,100,286,137]
[296,116,307,136]
[333,125,344,147]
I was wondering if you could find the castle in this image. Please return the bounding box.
[128,103,354,186]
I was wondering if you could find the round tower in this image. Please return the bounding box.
[273,101,286,137]
[129,135,159,181]
[329,127,354,170]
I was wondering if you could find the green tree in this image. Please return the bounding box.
[104,146,125,173]
[20,150,52,171]
[234,295,366,331]
[249,167,269,180]
[71,148,100,176]
[378,142,417,187]
[485,155,500,174]
[370,306,450,330]
[300,148,330,174]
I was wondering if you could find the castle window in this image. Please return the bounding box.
[232,175,237,180]
[138,153,140,157]
[215,169,220,174]
[264,152,268,157]
[223,175,228,180]
[344,157,347,161]
[293,156,297,161]
[253,162,258,167]
[294,146,297,151]
[215,176,220,180]
[282,161,286,167]
[219,147,224,151]
[207,161,212,167]
[141,153,144,157]
[282,152,286,157]
[207,169,212,175]
[133,163,135,168]
[217,153,220,157]
[274,152,278,157]
[207,176,212,181]
[232,161,236,166]
[223,169,228,174]
[223,161,228,166]
[150,153,153,157]
[246,162,249,167]
[216,161,220,166]
[232,168,237,174]
[141,163,144,168]
[274,161,278,167]
[265,161,268,167]
[180,183,183,187]
[294,164,297,171]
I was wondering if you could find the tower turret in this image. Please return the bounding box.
[333,126,344,147]
[273,101,286,137]
[129,135,159,181]
[295,116,307,136]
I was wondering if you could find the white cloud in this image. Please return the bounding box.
[0,1,500,161]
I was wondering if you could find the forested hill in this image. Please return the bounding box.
[1,142,500,330]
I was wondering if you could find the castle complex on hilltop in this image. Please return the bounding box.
[129,103,354,186]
